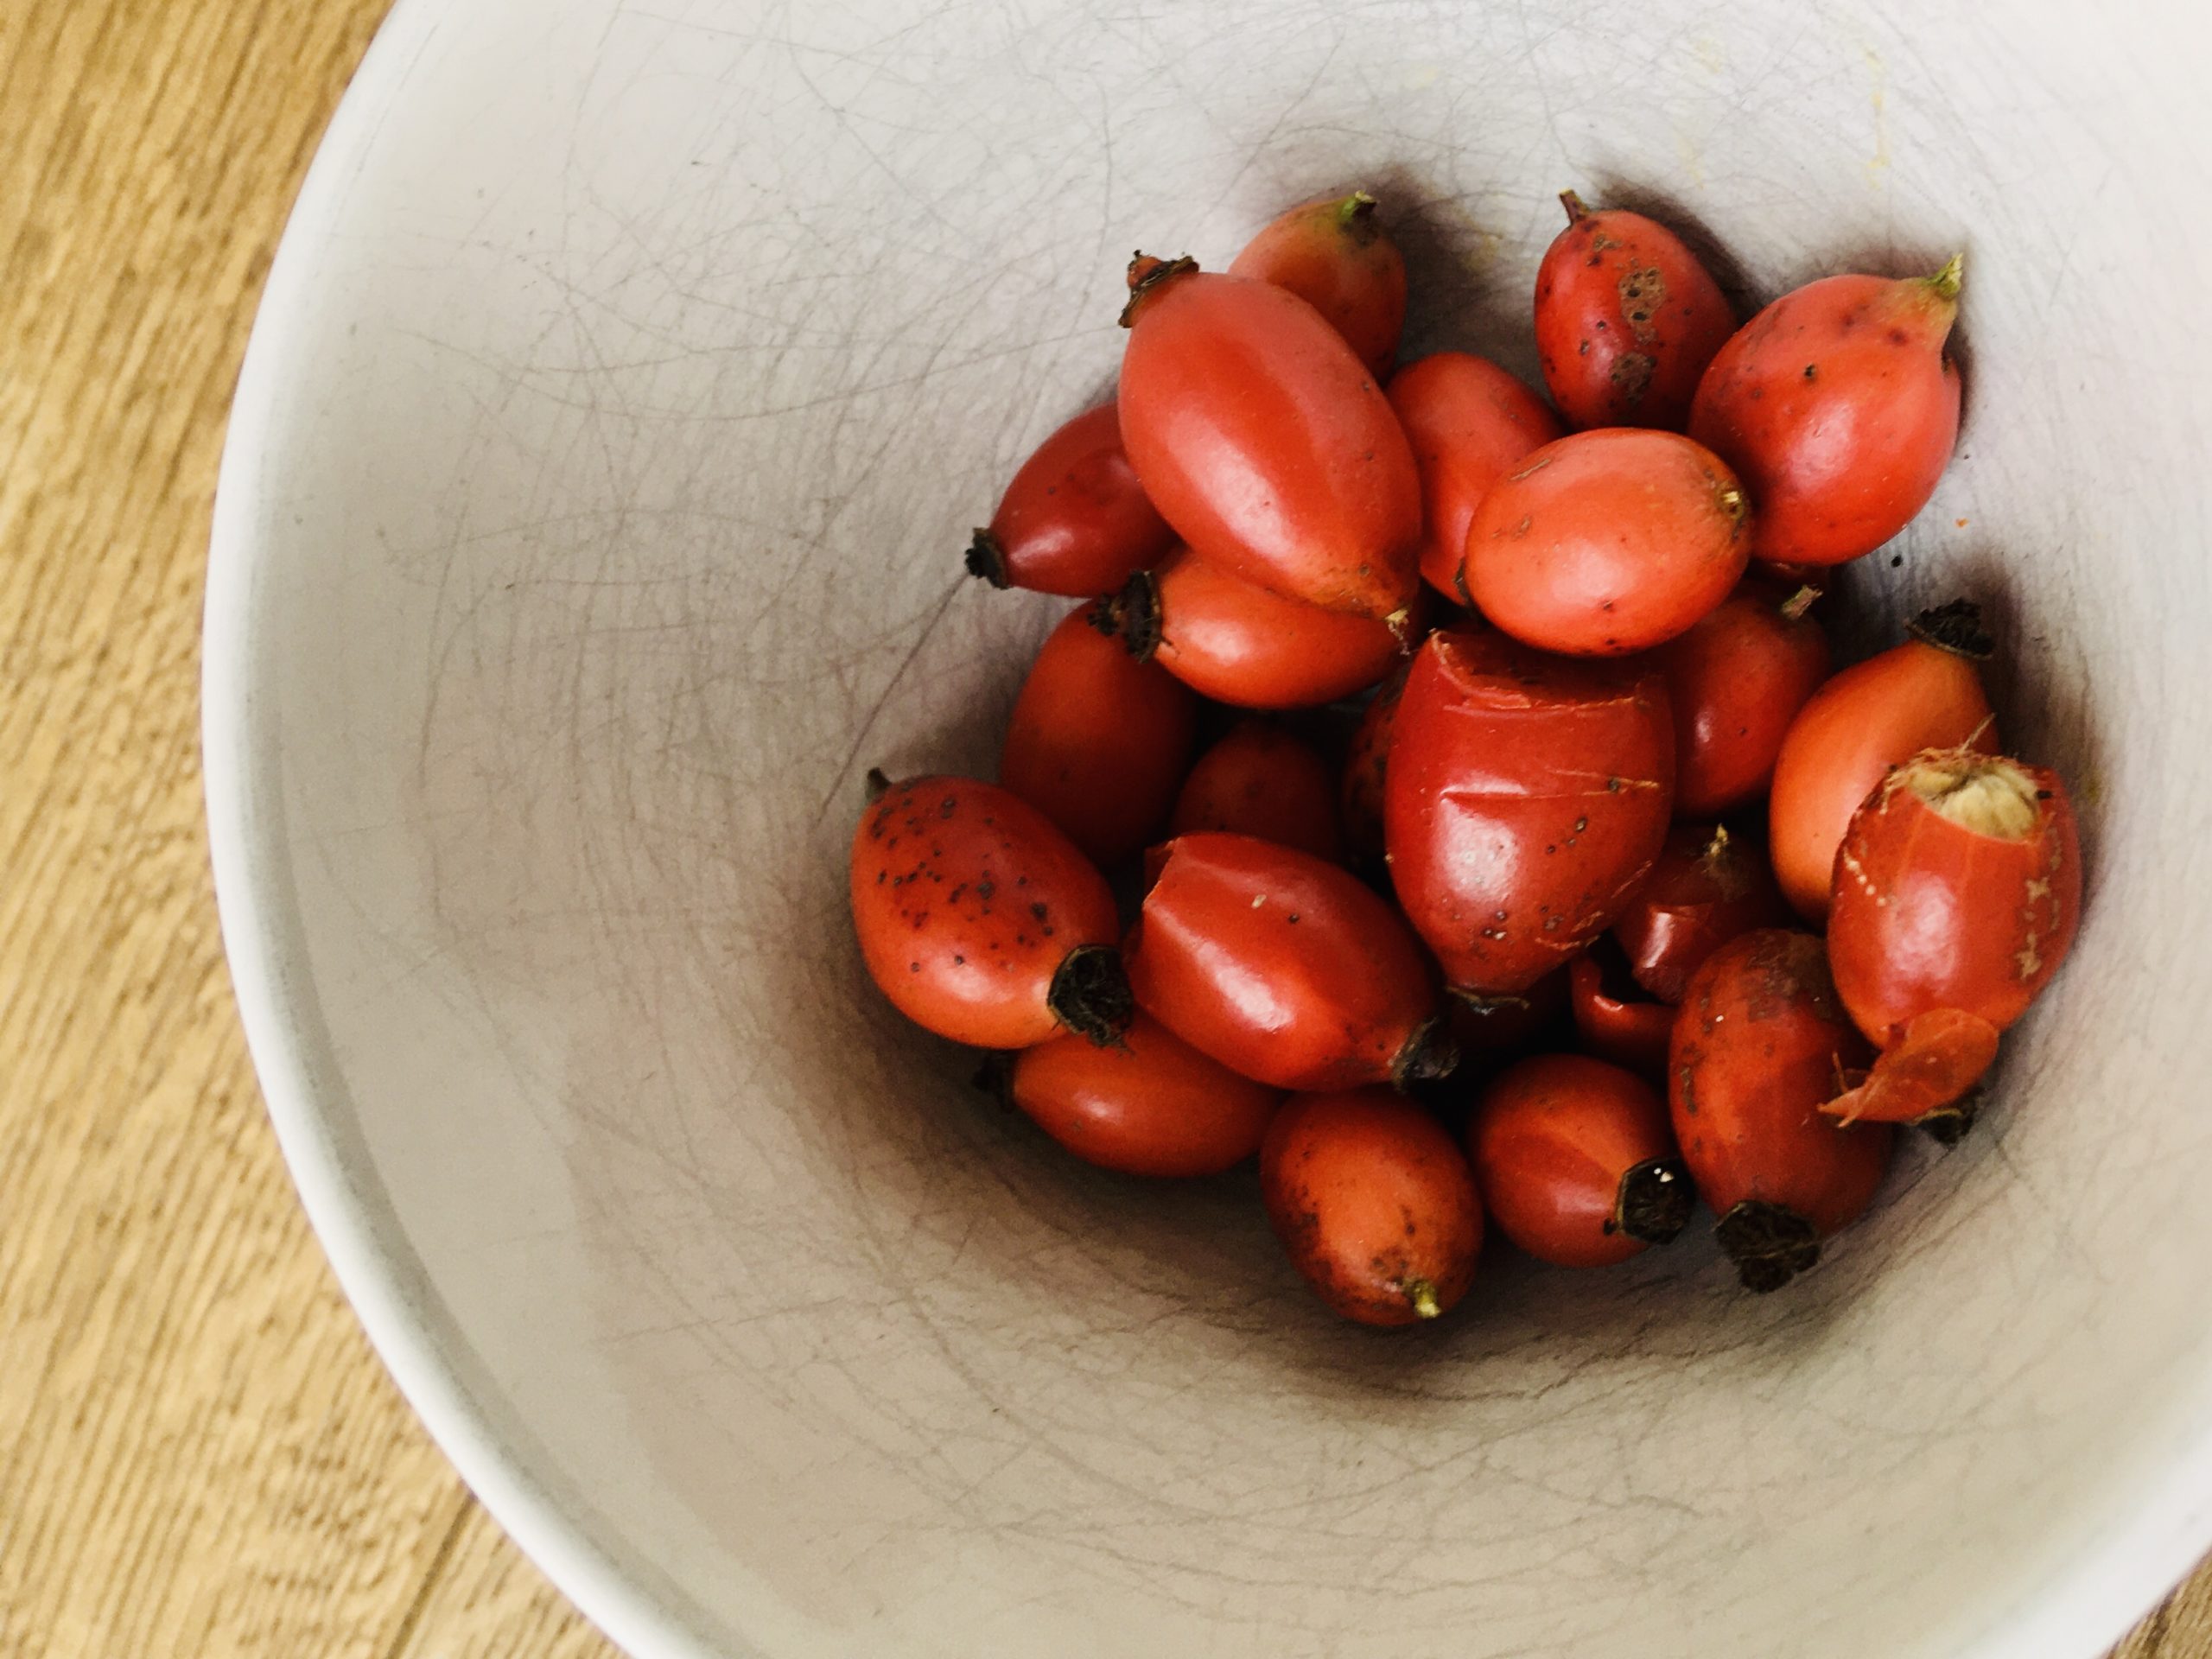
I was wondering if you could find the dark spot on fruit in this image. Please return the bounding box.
[977,880,995,900]
[1578,338,1590,355]
[939,797,957,817]
[1888,326,1910,346]
[1030,901,1048,921]
[1607,777,1622,792]
[1749,385,1764,400]
[908,962,920,973]
[1574,817,1589,832]
[952,953,964,964]
[1287,912,1301,924]
[1803,363,1818,379]
[875,870,886,884]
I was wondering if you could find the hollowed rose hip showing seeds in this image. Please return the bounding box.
[1534,191,1736,431]
[1822,749,2082,1124]
[1386,626,1675,996]
[1690,257,1964,566]
[999,602,1198,868]
[1118,255,1421,622]
[1007,1010,1284,1178]
[1126,833,1455,1092]
[1108,550,1405,709]
[1261,1087,1483,1325]
[1387,352,1562,600]
[965,401,1179,596]
[1768,599,1997,922]
[1462,429,1751,656]
[1228,190,1408,378]
[1170,719,1344,863]
[1469,1053,1693,1268]
[850,775,1131,1050]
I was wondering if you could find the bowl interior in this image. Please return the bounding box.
[209,3,2212,1656]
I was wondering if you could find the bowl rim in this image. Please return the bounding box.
[200,2,2212,1656]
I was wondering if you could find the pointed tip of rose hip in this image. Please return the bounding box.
[1402,1277,1442,1319]
[863,767,893,803]
[1560,188,1590,225]
[1926,251,1965,304]
[1335,189,1382,241]
[963,528,1007,588]
[1048,944,1135,1046]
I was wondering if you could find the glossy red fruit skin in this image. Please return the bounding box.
[1339,664,1408,861]
[1462,429,1751,656]
[1228,191,1408,378]
[850,777,1123,1050]
[1825,1008,2001,1128]
[1000,603,1198,867]
[1170,719,1344,862]
[1689,266,1962,565]
[1612,823,1793,1004]
[1131,549,1403,709]
[1534,194,1735,431]
[1009,1010,1283,1177]
[1118,258,1421,621]
[1126,833,1449,1091]
[968,403,1179,596]
[1769,612,1995,921]
[1568,956,1674,1077]
[1386,626,1675,996]
[1387,353,1562,600]
[1822,753,2082,1125]
[1468,1053,1687,1268]
[1260,1088,1482,1325]
[1670,930,1893,1289]
[1650,582,1832,817]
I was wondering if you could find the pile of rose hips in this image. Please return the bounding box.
[850,188,2082,1318]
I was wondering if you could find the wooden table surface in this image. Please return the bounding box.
[0,3,2201,1656]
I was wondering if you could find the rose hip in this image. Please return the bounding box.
[1339,664,1408,862]
[1126,833,1455,1091]
[1650,580,1832,817]
[1387,352,1562,600]
[1000,602,1198,867]
[1612,823,1793,1004]
[1386,626,1675,996]
[1567,953,1675,1077]
[1671,931,1893,1291]
[1469,1053,1692,1268]
[1690,257,1963,566]
[1228,190,1408,378]
[1170,719,1344,862]
[1261,1088,1483,1325]
[965,402,1179,596]
[1534,191,1735,431]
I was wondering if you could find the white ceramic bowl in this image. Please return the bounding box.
[206,3,2212,1656]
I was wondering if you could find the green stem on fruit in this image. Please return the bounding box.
[1925,251,1965,303]
[1397,1277,1442,1319]
[1778,583,1823,622]
[1335,189,1381,245]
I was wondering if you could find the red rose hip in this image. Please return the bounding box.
[1170,719,1344,862]
[1650,580,1832,817]
[966,402,1177,596]
[1612,823,1793,1004]
[1228,190,1408,378]
[1387,352,1561,600]
[1534,190,1735,431]
[1261,1088,1483,1325]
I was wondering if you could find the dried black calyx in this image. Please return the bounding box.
[1106,569,1164,661]
[963,528,1008,587]
[1048,944,1135,1046]
[1907,597,1994,660]
[1918,1088,1983,1147]
[1714,1199,1821,1294]
[1614,1157,1695,1245]
[1390,1015,1460,1090]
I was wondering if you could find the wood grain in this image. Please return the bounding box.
[0,3,2198,1657]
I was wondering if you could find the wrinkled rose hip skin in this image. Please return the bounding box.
[1118,256,1422,622]
[1386,626,1675,996]
[1824,750,2082,1124]
[1109,550,1403,709]
[1534,191,1736,431]
[1469,1053,1693,1268]
[1387,352,1562,600]
[1613,823,1793,1004]
[1007,1010,1283,1178]
[1769,599,1996,921]
[1690,257,1963,566]
[1228,190,1408,379]
[1261,1088,1483,1325]
[999,602,1198,868]
[1650,580,1832,817]
[1171,719,1344,863]
[1339,663,1408,863]
[850,776,1131,1050]
[1127,833,1455,1092]
[965,402,1178,596]
[1462,429,1751,656]
[1670,930,1894,1292]
[1567,953,1675,1077]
